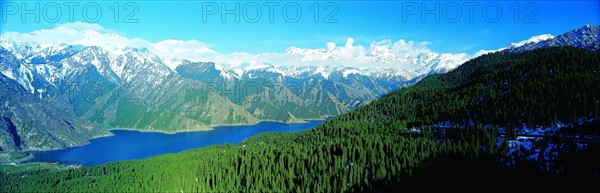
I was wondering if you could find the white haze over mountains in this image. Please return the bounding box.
[0,22,552,79]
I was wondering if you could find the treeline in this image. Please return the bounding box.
[1,46,599,192]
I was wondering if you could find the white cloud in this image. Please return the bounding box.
[0,22,218,60]
[326,42,336,50]
[55,22,106,32]
[283,38,367,62]
[150,39,219,61]
[367,39,433,59]
[2,21,152,51]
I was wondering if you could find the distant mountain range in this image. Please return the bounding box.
[0,25,598,151]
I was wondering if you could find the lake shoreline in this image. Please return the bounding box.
[107,116,332,135]
[13,117,331,166]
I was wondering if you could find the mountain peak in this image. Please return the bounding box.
[569,24,599,35]
[582,24,595,30]
[503,24,599,53]
[508,34,555,48]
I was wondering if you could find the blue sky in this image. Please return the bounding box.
[1,0,599,55]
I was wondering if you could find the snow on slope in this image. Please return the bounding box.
[474,34,555,57]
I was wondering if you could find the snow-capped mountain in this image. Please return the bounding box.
[0,47,108,151]
[283,42,468,79]
[0,37,397,147]
[475,25,599,57]
[0,24,471,87]
[2,24,598,99]
[187,25,596,81]
[506,24,600,53]
[507,34,555,48]
[474,34,555,57]
[0,37,78,62]
[0,42,421,85]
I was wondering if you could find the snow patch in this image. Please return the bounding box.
[509,34,554,48]
[162,58,182,71]
[475,34,555,57]
[315,66,330,79]
[1,69,14,79]
[343,69,362,78]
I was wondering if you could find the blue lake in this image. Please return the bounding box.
[26,119,327,166]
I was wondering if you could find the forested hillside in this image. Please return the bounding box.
[2,46,599,192]
[378,46,599,129]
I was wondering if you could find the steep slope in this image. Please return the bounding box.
[60,47,260,132]
[0,69,108,152]
[0,47,110,151]
[0,41,397,132]
[175,61,362,121]
[379,46,599,127]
